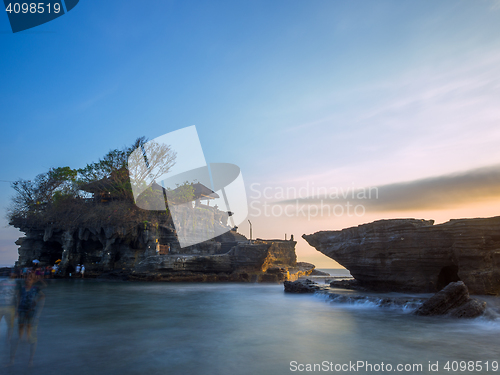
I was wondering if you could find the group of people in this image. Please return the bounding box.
[18,264,58,279]
[0,265,46,366]
[15,261,86,279]
[18,265,52,279]
[74,264,85,278]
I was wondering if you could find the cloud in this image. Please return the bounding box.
[276,164,500,212]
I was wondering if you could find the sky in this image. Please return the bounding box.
[1,0,500,267]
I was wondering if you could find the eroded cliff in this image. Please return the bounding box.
[15,220,313,282]
[303,217,500,294]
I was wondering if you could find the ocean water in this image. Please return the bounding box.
[1,279,499,375]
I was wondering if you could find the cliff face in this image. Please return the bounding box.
[15,221,313,282]
[303,217,500,294]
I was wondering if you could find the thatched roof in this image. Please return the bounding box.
[192,182,219,199]
[151,182,219,201]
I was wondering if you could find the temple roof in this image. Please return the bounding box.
[150,181,219,201]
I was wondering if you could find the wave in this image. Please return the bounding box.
[321,292,424,312]
[312,289,500,323]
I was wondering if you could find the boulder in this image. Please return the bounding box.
[415,281,486,318]
[329,279,366,291]
[284,279,320,293]
[449,299,487,319]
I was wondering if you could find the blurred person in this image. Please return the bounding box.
[52,264,59,277]
[8,272,45,367]
[0,272,17,341]
[34,265,43,279]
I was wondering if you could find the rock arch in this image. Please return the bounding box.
[437,265,460,290]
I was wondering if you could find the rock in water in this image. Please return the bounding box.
[449,299,487,319]
[415,281,470,316]
[303,217,500,294]
[284,280,320,293]
[310,269,330,276]
[415,281,486,318]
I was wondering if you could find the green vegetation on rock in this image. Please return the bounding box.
[7,137,192,233]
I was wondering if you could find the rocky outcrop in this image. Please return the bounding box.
[415,281,486,318]
[308,269,329,276]
[329,279,367,291]
[303,217,500,294]
[130,240,313,282]
[285,280,425,310]
[288,262,316,280]
[284,279,320,293]
[14,222,314,282]
[284,280,485,318]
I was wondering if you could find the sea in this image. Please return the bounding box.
[1,271,500,375]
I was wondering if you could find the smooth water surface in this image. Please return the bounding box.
[1,279,499,375]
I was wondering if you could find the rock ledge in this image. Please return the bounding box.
[303,217,500,294]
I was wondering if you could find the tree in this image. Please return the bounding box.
[10,178,36,216]
[127,138,177,202]
[9,166,78,214]
[77,149,129,185]
[8,137,178,229]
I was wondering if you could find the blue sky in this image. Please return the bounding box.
[1,0,500,266]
